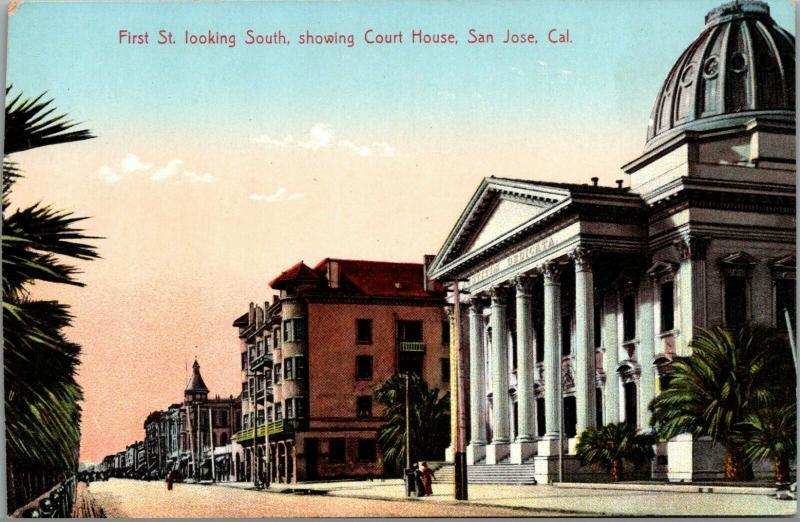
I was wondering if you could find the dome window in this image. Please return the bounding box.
[730,52,748,74]
[702,55,720,79]
[680,64,695,86]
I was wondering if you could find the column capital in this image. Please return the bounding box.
[570,247,595,271]
[443,305,455,318]
[469,296,485,314]
[513,274,535,296]
[489,285,509,304]
[674,235,710,261]
[541,260,565,283]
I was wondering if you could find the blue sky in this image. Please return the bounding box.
[9,0,795,140]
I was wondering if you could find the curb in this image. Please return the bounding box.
[552,482,777,496]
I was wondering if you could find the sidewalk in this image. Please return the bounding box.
[218,478,796,516]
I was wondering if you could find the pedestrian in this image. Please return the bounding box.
[421,462,434,496]
[413,463,425,497]
[166,469,174,491]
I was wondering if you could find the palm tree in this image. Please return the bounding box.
[732,404,796,484]
[649,326,794,481]
[575,422,654,481]
[4,88,98,511]
[374,373,450,473]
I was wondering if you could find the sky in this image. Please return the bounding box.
[6,0,796,462]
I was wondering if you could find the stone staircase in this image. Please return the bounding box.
[432,462,537,485]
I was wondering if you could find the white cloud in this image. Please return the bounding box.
[96,165,123,184]
[251,123,401,158]
[151,159,184,182]
[96,154,214,184]
[121,153,153,173]
[249,187,305,203]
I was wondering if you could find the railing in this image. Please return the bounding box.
[250,352,273,371]
[254,386,273,402]
[398,341,426,353]
[233,420,296,443]
[12,475,76,518]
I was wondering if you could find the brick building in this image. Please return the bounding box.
[233,258,450,483]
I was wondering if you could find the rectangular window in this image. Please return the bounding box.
[536,397,546,437]
[267,406,273,423]
[283,318,307,342]
[535,322,544,363]
[284,358,294,380]
[594,303,602,348]
[328,438,346,463]
[441,358,450,382]
[295,357,306,381]
[724,276,748,331]
[357,439,377,462]
[285,399,295,420]
[397,320,423,342]
[356,319,373,344]
[274,402,282,421]
[295,398,306,419]
[241,352,248,370]
[561,315,571,356]
[623,294,636,342]
[273,330,279,349]
[274,364,282,384]
[356,396,373,418]
[356,356,373,380]
[660,281,675,332]
[595,388,603,427]
[242,381,249,400]
[776,278,796,331]
[441,320,450,346]
[511,329,518,370]
[563,396,577,438]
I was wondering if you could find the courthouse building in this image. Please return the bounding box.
[233,258,449,483]
[428,0,795,483]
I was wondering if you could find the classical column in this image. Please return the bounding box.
[467,297,487,465]
[514,275,536,442]
[490,286,511,444]
[485,286,511,465]
[541,261,563,439]
[638,275,656,430]
[674,235,710,356]
[571,248,596,434]
[602,289,620,424]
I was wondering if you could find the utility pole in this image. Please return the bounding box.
[196,403,201,481]
[452,280,468,500]
[251,377,257,487]
[185,404,196,482]
[404,372,411,476]
[208,407,216,482]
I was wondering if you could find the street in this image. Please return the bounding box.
[87,479,562,517]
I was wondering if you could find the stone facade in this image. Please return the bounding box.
[429,0,795,484]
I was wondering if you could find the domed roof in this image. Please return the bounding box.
[645,0,794,150]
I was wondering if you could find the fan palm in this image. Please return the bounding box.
[4,88,98,511]
[732,404,796,484]
[649,326,793,481]
[575,422,655,481]
[374,373,450,473]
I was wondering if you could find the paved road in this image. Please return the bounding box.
[88,479,565,517]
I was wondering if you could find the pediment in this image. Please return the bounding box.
[428,178,571,276]
[646,260,679,279]
[719,251,758,267]
[771,254,795,270]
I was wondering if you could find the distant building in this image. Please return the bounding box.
[233,258,450,483]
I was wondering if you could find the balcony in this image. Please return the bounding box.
[398,341,426,353]
[233,419,296,443]
[250,352,273,371]
[254,386,273,403]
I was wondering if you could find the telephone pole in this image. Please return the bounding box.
[452,280,468,500]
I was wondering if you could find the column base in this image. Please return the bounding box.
[567,437,579,455]
[663,434,776,482]
[510,440,537,464]
[484,442,511,465]
[536,436,564,457]
[466,443,486,465]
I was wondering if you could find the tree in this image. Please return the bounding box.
[374,373,449,473]
[4,88,98,511]
[575,422,654,481]
[732,404,796,484]
[649,326,794,481]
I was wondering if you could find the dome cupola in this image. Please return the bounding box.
[645,0,794,150]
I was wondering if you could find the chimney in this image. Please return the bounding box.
[248,302,255,325]
[591,177,599,186]
[422,254,436,292]
[616,179,624,188]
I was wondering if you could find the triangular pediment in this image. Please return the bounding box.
[428,177,571,277]
[719,251,758,267]
[772,254,795,270]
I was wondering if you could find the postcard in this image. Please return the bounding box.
[3,0,797,517]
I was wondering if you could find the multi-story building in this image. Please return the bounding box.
[428,0,794,484]
[233,258,450,483]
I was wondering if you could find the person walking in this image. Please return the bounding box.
[166,469,174,491]
[421,462,434,496]
[413,463,425,497]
